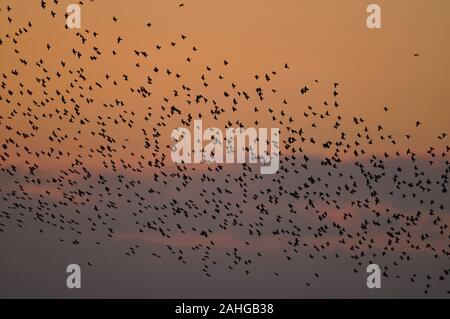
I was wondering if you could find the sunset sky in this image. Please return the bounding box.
[0,1,449,298]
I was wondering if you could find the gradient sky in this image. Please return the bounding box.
[0,1,449,298]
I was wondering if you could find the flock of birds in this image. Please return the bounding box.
[0,1,449,296]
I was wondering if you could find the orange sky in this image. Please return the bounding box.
[1,0,449,168]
